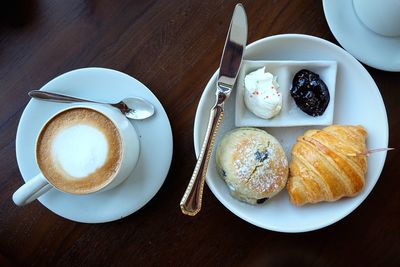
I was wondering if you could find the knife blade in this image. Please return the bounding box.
[180,4,248,216]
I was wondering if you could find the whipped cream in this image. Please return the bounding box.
[244,67,282,119]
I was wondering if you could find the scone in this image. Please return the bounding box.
[215,127,289,204]
[287,125,368,206]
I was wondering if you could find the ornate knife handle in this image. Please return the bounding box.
[180,101,224,216]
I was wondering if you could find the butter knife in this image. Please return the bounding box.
[180,4,248,216]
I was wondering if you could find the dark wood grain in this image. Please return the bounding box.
[1,0,399,266]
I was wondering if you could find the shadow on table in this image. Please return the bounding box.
[0,0,38,28]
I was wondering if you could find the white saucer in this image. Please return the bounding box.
[323,0,400,72]
[15,68,173,223]
[194,34,388,232]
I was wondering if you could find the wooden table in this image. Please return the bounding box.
[1,1,399,266]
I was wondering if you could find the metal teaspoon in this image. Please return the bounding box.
[28,90,155,120]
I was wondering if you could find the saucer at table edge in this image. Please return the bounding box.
[194,34,388,232]
[15,67,173,223]
[323,0,400,72]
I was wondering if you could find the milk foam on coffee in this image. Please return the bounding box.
[37,108,122,194]
[52,125,108,178]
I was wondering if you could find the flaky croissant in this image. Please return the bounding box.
[287,125,367,206]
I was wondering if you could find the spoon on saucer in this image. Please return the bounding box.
[28,90,155,120]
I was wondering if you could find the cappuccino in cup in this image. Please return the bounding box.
[37,108,122,194]
[13,104,140,206]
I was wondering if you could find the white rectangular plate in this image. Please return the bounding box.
[235,60,337,127]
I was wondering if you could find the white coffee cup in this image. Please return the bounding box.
[353,0,400,37]
[12,104,140,206]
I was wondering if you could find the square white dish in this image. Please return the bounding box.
[235,60,337,127]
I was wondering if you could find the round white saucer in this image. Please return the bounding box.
[323,0,400,72]
[194,34,388,232]
[15,68,173,223]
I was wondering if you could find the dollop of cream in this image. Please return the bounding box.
[244,67,282,119]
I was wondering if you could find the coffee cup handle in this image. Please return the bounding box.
[12,173,52,206]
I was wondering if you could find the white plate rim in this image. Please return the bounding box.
[193,34,388,232]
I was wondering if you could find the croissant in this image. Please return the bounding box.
[287,125,367,206]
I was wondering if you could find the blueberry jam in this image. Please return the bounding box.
[290,69,330,116]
